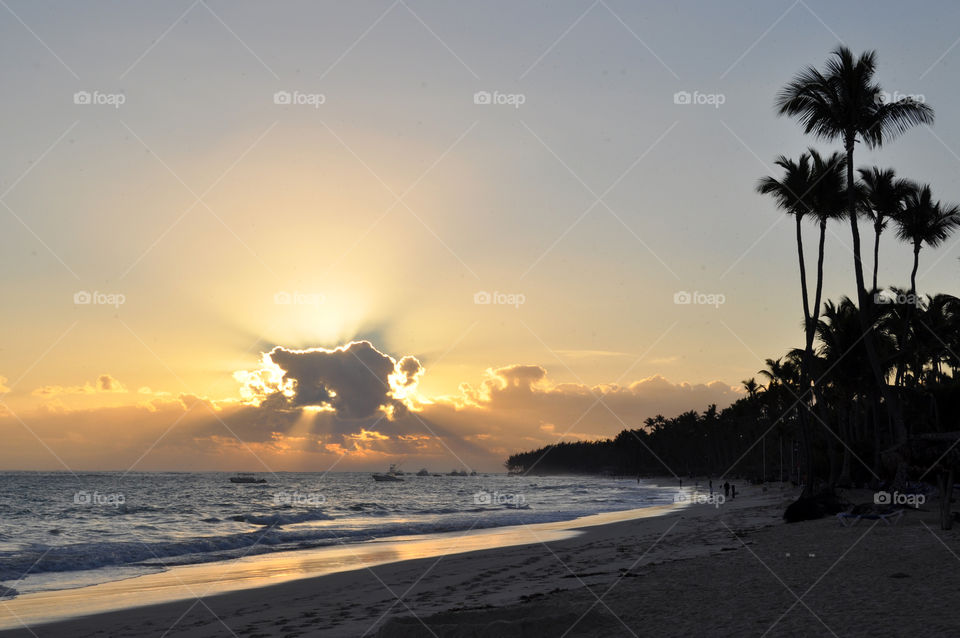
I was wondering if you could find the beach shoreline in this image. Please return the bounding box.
[4,483,958,637]
[0,483,769,637]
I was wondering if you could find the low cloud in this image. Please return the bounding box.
[32,374,127,397]
[0,345,741,471]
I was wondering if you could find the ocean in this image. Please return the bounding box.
[0,471,678,598]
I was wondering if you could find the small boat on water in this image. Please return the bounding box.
[372,464,405,482]
[416,468,430,476]
[229,473,267,484]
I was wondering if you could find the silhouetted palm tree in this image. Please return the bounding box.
[858,167,912,291]
[896,183,960,296]
[741,378,760,398]
[758,149,846,495]
[758,355,802,390]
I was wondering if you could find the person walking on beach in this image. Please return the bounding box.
[723,482,730,498]
[709,479,713,495]
[731,484,736,500]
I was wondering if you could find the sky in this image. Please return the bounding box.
[1,0,959,472]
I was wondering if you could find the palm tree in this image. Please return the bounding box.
[758,149,845,495]
[895,183,960,296]
[776,45,934,445]
[758,354,803,391]
[858,167,912,291]
[757,154,817,494]
[878,286,916,387]
[742,378,760,398]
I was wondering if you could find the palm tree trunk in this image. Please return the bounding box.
[872,220,882,292]
[794,215,815,497]
[796,216,811,321]
[910,241,921,297]
[812,219,827,339]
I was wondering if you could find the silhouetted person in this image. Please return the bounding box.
[731,484,736,500]
[709,479,713,495]
[723,482,730,498]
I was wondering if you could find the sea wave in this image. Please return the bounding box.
[228,510,334,526]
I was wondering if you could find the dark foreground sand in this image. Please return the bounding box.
[2,485,958,637]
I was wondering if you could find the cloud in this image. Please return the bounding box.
[0,343,742,472]
[446,365,741,447]
[32,374,127,398]
[0,376,9,394]
[96,374,125,392]
[393,355,424,387]
[237,341,423,420]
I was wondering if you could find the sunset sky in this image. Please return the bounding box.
[2,0,959,471]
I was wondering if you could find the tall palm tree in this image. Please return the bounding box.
[896,183,960,296]
[758,153,819,494]
[858,167,912,291]
[776,46,934,445]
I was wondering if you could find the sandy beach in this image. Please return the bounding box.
[3,484,958,637]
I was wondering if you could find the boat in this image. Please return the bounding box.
[372,464,405,482]
[416,468,430,476]
[229,473,267,484]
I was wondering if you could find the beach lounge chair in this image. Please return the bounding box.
[835,509,903,527]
